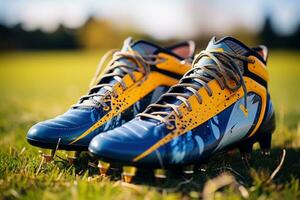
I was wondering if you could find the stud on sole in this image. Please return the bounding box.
[183,165,194,179]
[39,149,55,162]
[258,113,275,156]
[239,141,253,166]
[154,169,167,179]
[259,131,272,156]
[122,166,137,183]
[98,160,111,176]
[67,151,81,164]
[199,164,208,172]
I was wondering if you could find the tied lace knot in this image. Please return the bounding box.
[138,49,254,128]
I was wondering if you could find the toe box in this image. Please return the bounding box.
[27,108,100,150]
[89,118,168,166]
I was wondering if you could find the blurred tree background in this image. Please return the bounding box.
[0,13,299,50]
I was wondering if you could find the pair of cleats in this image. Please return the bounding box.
[27,36,275,182]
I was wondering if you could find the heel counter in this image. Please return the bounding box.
[261,94,276,132]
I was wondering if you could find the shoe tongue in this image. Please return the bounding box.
[206,36,249,55]
[98,39,161,86]
[196,36,250,67]
[123,40,160,56]
[206,37,250,55]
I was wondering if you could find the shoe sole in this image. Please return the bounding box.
[91,114,276,183]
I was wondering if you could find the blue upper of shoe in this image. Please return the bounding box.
[89,119,167,164]
[27,86,169,150]
[27,108,103,149]
[89,93,274,167]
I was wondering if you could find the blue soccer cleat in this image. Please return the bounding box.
[27,37,195,162]
[89,36,275,181]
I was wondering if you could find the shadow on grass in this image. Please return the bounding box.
[55,147,299,196]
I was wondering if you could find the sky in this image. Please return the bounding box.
[0,0,299,40]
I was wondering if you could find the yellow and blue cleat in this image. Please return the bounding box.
[26,37,195,162]
[89,37,275,181]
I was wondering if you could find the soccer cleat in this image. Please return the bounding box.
[27,37,195,162]
[89,36,275,180]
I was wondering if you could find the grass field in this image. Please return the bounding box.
[0,50,299,200]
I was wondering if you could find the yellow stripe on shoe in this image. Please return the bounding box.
[133,77,267,162]
[70,57,190,144]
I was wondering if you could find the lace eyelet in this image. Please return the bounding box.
[103,106,110,111]
[166,124,175,130]
[170,115,175,119]
[249,58,255,64]
[180,60,187,65]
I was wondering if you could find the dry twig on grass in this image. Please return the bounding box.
[203,172,249,200]
[266,149,286,183]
